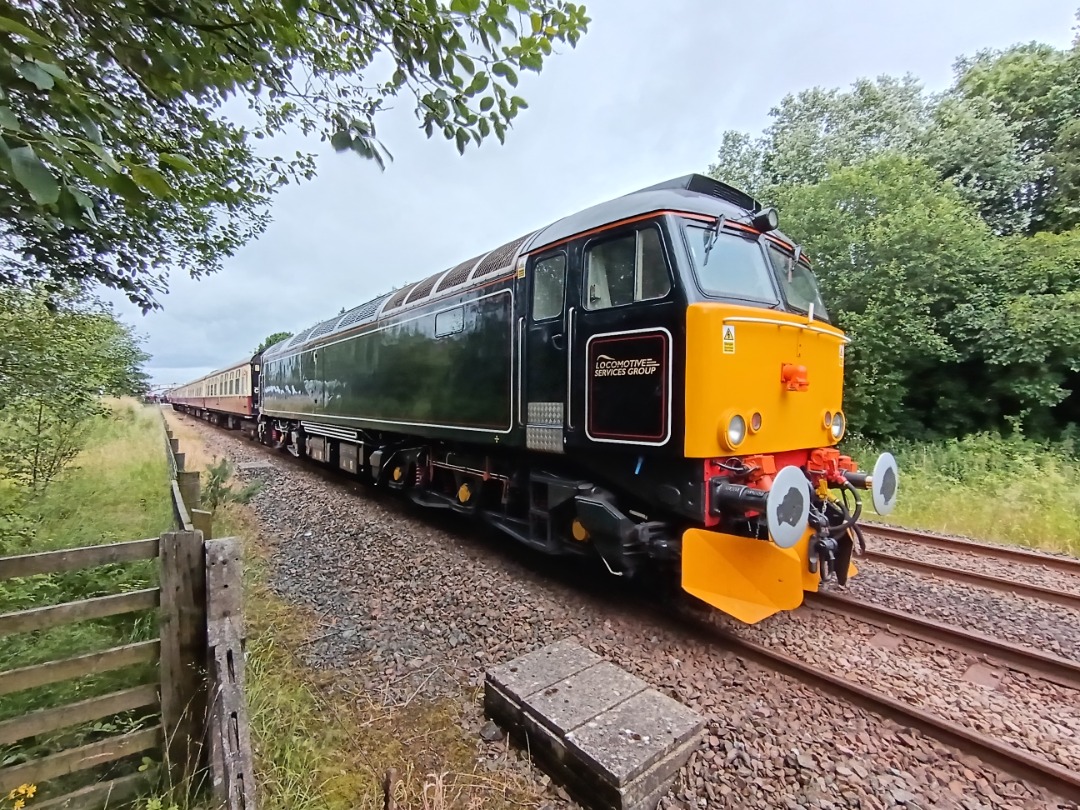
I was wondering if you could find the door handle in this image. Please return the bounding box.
[551,333,565,349]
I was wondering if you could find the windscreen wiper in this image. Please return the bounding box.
[703,214,726,265]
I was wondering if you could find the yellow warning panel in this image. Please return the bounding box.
[682,528,811,624]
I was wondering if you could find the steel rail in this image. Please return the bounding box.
[865,524,1080,576]
[806,591,1080,690]
[705,624,1080,806]
[863,550,1080,612]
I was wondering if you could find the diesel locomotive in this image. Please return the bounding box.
[170,174,898,624]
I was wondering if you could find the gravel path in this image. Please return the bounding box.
[846,564,1080,662]
[175,414,1079,810]
[867,536,1080,599]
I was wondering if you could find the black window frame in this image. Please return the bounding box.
[529,249,568,322]
[581,221,673,312]
[680,218,783,308]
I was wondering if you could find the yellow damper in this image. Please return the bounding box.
[681,527,816,624]
[682,527,858,623]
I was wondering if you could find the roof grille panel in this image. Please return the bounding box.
[383,282,418,312]
[307,316,339,342]
[335,293,391,332]
[405,272,442,304]
[437,254,485,292]
[286,326,316,348]
[472,232,535,278]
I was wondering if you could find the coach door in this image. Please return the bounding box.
[570,222,676,448]
[524,249,571,453]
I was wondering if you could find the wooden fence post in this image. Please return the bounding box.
[192,510,213,542]
[169,438,180,454]
[159,530,208,796]
[177,471,201,512]
[174,452,186,472]
[205,538,255,809]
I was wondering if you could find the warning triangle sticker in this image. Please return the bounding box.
[722,326,735,341]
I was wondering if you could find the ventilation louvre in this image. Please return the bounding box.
[383,283,418,312]
[335,293,391,332]
[437,254,485,292]
[405,272,443,304]
[472,232,535,278]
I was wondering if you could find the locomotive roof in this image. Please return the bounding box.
[261,173,786,361]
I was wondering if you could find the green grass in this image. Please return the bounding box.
[0,400,173,801]
[845,431,1080,554]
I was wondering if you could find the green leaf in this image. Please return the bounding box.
[37,61,67,81]
[0,106,20,131]
[491,62,518,86]
[69,155,107,186]
[16,61,55,91]
[455,53,475,74]
[479,96,495,112]
[129,164,174,198]
[455,128,468,155]
[0,14,50,46]
[467,72,489,96]
[84,141,121,173]
[77,113,102,145]
[105,171,144,204]
[158,152,198,173]
[507,0,529,11]
[9,146,60,204]
[330,130,352,151]
[450,0,481,13]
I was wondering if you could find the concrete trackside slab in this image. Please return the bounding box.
[484,639,703,810]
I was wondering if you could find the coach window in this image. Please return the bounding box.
[531,253,566,320]
[584,226,670,310]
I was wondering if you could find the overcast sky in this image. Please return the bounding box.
[116,0,1079,390]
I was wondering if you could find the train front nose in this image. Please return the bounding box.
[680,453,899,624]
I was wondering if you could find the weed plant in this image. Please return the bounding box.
[845,430,1080,554]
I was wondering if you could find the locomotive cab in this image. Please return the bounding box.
[519,175,899,623]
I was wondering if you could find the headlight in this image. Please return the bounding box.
[823,410,832,428]
[749,412,762,433]
[830,411,845,440]
[727,415,746,447]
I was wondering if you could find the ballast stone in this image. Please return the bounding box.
[484,639,703,810]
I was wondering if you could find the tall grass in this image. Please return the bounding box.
[845,431,1080,554]
[0,401,172,798]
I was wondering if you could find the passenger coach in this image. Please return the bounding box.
[168,354,260,431]
[174,174,899,624]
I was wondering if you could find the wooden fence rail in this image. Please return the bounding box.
[0,414,254,809]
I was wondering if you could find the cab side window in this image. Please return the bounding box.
[584,226,670,310]
[531,253,566,321]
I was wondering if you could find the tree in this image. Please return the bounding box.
[0,0,591,310]
[953,34,1080,232]
[254,331,292,355]
[774,155,1001,439]
[0,285,150,492]
[707,74,1032,234]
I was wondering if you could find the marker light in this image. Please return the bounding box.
[750,412,763,433]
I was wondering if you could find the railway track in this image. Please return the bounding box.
[177,411,1080,806]
[703,620,1080,807]
[806,590,1080,689]
[865,523,1080,576]
[862,548,1080,611]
